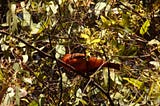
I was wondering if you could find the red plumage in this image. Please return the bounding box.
[61,53,120,74]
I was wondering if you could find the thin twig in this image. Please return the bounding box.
[0,30,114,105]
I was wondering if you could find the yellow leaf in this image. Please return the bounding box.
[100,15,111,26]
[0,69,4,81]
[81,34,89,39]
[84,28,91,35]
[140,19,151,35]
[100,15,107,23]
[31,18,51,34]
[123,77,144,89]
[90,39,101,44]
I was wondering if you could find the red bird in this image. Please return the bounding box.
[61,53,120,74]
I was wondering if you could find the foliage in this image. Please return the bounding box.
[0,0,160,105]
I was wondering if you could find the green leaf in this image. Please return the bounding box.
[123,77,144,89]
[121,13,130,27]
[140,19,151,35]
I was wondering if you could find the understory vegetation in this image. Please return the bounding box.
[0,0,160,105]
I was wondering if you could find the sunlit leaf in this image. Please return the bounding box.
[55,45,66,59]
[148,39,160,45]
[2,87,15,106]
[95,2,106,16]
[75,89,87,105]
[149,61,160,69]
[90,39,101,44]
[123,77,144,89]
[0,69,4,81]
[1,44,9,51]
[84,28,91,35]
[22,55,28,63]
[114,92,124,99]
[10,3,18,32]
[105,4,111,16]
[110,71,122,85]
[6,88,14,99]
[58,0,67,5]
[18,42,26,47]
[100,15,111,27]
[140,19,151,35]
[31,18,51,34]
[148,82,154,97]
[48,1,58,14]
[13,63,21,71]
[19,88,27,97]
[15,86,20,105]
[81,34,89,39]
[21,1,32,26]
[103,68,108,87]
[68,4,74,15]
[31,1,38,10]
[29,100,38,106]
[23,77,33,84]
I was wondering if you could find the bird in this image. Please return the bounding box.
[61,53,120,75]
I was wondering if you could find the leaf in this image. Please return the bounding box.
[31,18,51,34]
[95,2,106,16]
[0,69,4,82]
[21,1,32,26]
[48,1,58,14]
[123,77,144,89]
[1,44,9,51]
[18,42,26,47]
[140,19,151,35]
[2,87,15,106]
[55,45,66,59]
[15,86,20,105]
[148,82,154,97]
[100,15,107,23]
[90,39,101,44]
[81,34,89,39]
[23,77,33,84]
[100,15,111,26]
[75,89,87,105]
[13,63,21,71]
[121,13,130,27]
[147,39,160,45]
[19,88,27,97]
[105,4,111,16]
[22,55,28,63]
[149,61,160,69]
[84,28,91,35]
[29,100,38,106]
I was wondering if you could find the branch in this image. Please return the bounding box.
[0,30,114,105]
